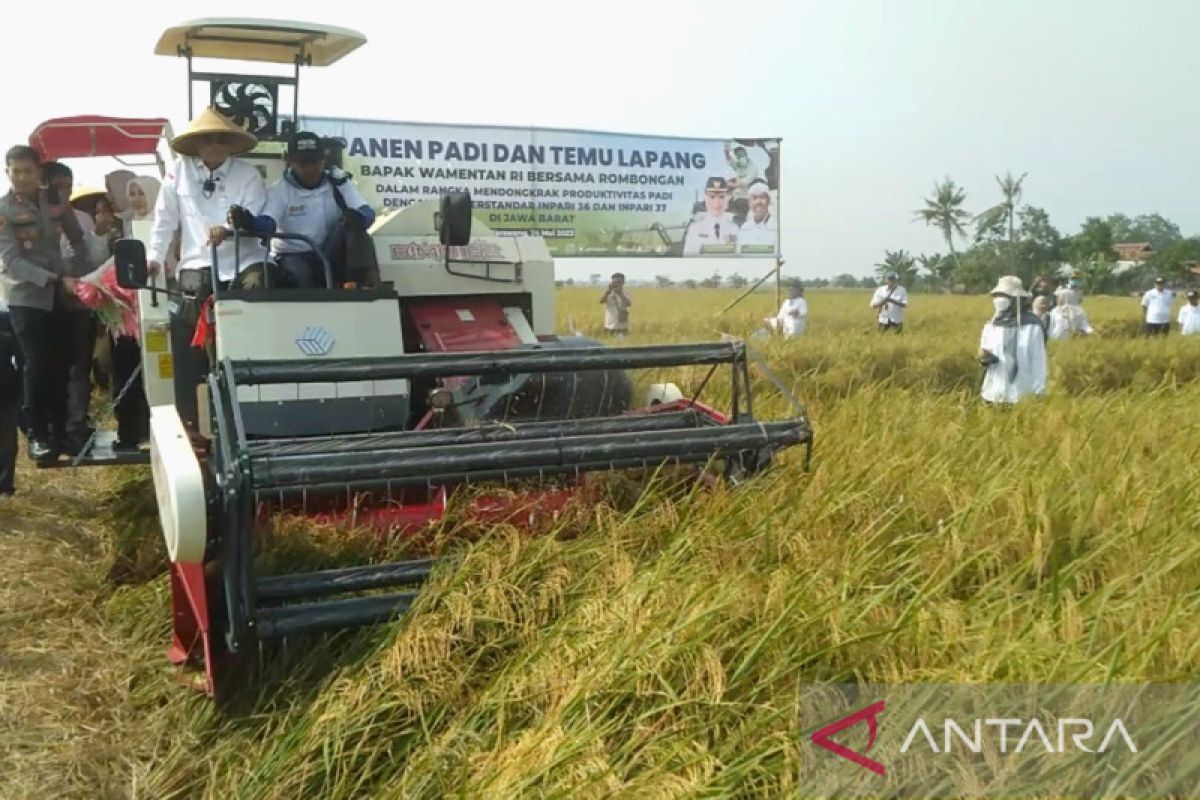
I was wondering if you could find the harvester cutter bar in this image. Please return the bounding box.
[256,559,435,604]
[250,420,808,491]
[255,591,419,641]
[229,341,746,384]
[247,410,712,458]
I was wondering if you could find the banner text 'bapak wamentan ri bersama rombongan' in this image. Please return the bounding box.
[301,116,780,258]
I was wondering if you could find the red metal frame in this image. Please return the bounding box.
[167,561,217,696]
[28,115,170,162]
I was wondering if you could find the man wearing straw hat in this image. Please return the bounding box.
[148,107,269,432]
[978,275,1047,405]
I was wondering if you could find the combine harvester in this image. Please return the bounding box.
[61,19,814,697]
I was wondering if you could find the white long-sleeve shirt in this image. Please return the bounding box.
[1179,303,1200,335]
[871,284,907,324]
[738,213,778,253]
[1141,288,1175,324]
[776,297,807,336]
[150,156,267,281]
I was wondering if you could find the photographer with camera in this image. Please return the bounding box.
[600,272,631,337]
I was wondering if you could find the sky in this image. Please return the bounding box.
[4,0,1198,283]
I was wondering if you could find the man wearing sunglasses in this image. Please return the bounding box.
[683,176,738,256]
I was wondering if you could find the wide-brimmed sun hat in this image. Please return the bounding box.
[170,107,257,157]
[989,275,1032,297]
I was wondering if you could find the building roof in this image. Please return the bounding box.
[1113,242,1154,262]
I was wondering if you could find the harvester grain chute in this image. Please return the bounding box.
[64,18,814,697]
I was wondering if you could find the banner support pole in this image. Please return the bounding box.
[714,259,784,317]
[774,139,783,308]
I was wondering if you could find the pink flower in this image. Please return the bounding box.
[74,263,140,340]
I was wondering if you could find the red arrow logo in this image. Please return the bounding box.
[810,700,886,776]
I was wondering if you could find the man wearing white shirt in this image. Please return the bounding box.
[683,177,738,256]
[870,272,908,332]
[1140,277,1174,335]
[775,282,807,337]
[260,132,376,288]
[737,181,778,255]
[147,108,267,432]
[1178,290,1200,336]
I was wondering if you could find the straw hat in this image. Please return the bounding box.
[170,107,257,157]
[989,275,1031,297]
[69,186,106,209]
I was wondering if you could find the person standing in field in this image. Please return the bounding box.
[775,281,808,338]
[601,272,631,336]
[1141,276,1174,336]
[870,271,907,332]
[1178,290,1200,336]
[979,275,1047,405]
[1030,274,1056,324]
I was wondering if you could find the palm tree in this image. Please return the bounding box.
[874,249,917,285]
[917,253,952,286]
[975,171,1028,274]
[915,178,971,274]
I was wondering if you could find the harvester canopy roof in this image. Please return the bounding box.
[156,18,366,66]
[28,116,171,162]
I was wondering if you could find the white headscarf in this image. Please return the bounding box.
[127,176,161,221]
[105,170,136,218]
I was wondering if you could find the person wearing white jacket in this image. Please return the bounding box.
[1178,290,1200,336]
[979,275,1047,405]
[775,282,807,337]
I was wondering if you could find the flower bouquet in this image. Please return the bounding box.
[75,259,140,340]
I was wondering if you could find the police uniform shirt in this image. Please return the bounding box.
[737,213,777,252]
[150,156,268,282]
[683,212,738,256]
[0,188,87,311]
[263,171,369,255]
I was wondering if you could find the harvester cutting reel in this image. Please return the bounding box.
[153,336,812,698]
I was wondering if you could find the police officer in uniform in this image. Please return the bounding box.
[683,177,738,256]
[0,145,91,463]
[0,292,19,494]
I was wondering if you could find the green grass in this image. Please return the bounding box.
[1,288,1198,799]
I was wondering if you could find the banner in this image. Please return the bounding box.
[299,116,780,258]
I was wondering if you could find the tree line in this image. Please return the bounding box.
[906,173,1199,293]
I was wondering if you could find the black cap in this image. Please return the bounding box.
[1188,290,1198,299]
[705,176,730,193]
[287,132,324,161]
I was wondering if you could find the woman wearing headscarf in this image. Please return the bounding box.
[105,169,136,224]
[978,275,1047,405]
[90,175,161,450]
[126,175,161,221]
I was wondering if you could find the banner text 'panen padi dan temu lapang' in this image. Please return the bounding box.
[300,116,780,258]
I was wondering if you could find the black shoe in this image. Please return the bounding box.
[27,438,57,464]
[112,438,141,454]
[0,488,14,497]
[57,430,94,457]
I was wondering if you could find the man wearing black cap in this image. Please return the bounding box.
[259,131,375,288]
[1140,277,1174,336]
[683,177,737,256]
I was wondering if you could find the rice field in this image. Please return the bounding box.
[1,287,1199,799]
